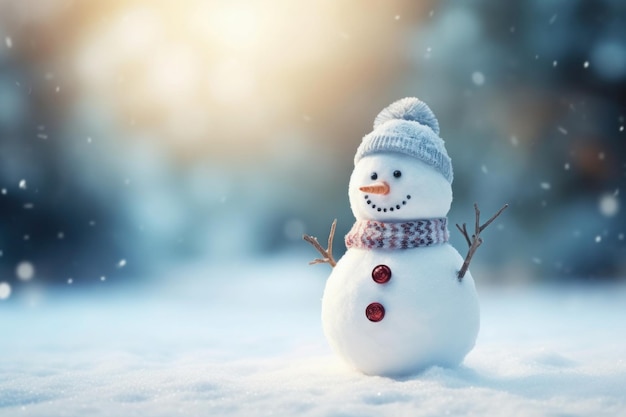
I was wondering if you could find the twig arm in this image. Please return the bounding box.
[457,204,508,280]
[303,219,338,268]
[479,204,509,233]
[456,223,472,247]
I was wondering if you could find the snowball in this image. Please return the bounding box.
[16,261,35,281]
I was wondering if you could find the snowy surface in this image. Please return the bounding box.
[1,254,626,417]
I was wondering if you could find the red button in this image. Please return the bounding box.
[365,302,385,322]
[372,264,391,284]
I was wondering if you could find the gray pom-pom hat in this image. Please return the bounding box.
[354,97,453,183]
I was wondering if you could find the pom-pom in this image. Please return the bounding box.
[373,97,440,134]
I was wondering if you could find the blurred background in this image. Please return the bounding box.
[0,0,624,301]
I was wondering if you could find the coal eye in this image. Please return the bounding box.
[393,170,402,178]
[371,172,378,180]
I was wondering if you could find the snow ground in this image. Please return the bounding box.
[1,254,625,417]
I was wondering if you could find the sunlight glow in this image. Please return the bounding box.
[73,0,342,153]
[207,2,261,51]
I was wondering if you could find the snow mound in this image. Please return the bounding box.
[1,255,625,417]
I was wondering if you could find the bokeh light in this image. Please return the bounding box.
[0,0,624,295]
[0,282,11,299]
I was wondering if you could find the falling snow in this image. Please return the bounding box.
[595,235,602,243]
[0,282,11,299]
[583,61,590,68]
[4,36,12,48]
[16,261,35,281]
[540,182,551,190]
[118,259,127,268]
[557,126,568,135]
[472,71,485,86]
[599,193,619,217]
[19,179,27,189]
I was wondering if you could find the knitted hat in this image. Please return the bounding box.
[354,97,453,183]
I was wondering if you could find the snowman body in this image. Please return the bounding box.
[321,148,480,376]
[322,244,479,376]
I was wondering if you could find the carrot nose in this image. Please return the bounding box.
[359,181,390,195]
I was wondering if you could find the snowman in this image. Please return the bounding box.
[304,97,506,377]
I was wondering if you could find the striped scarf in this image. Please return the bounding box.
[345,218,449,250]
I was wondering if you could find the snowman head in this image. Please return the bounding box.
[349,153,452,221]
[349,98,453,221]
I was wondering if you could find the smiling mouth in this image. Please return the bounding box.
[364,194,411,213]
